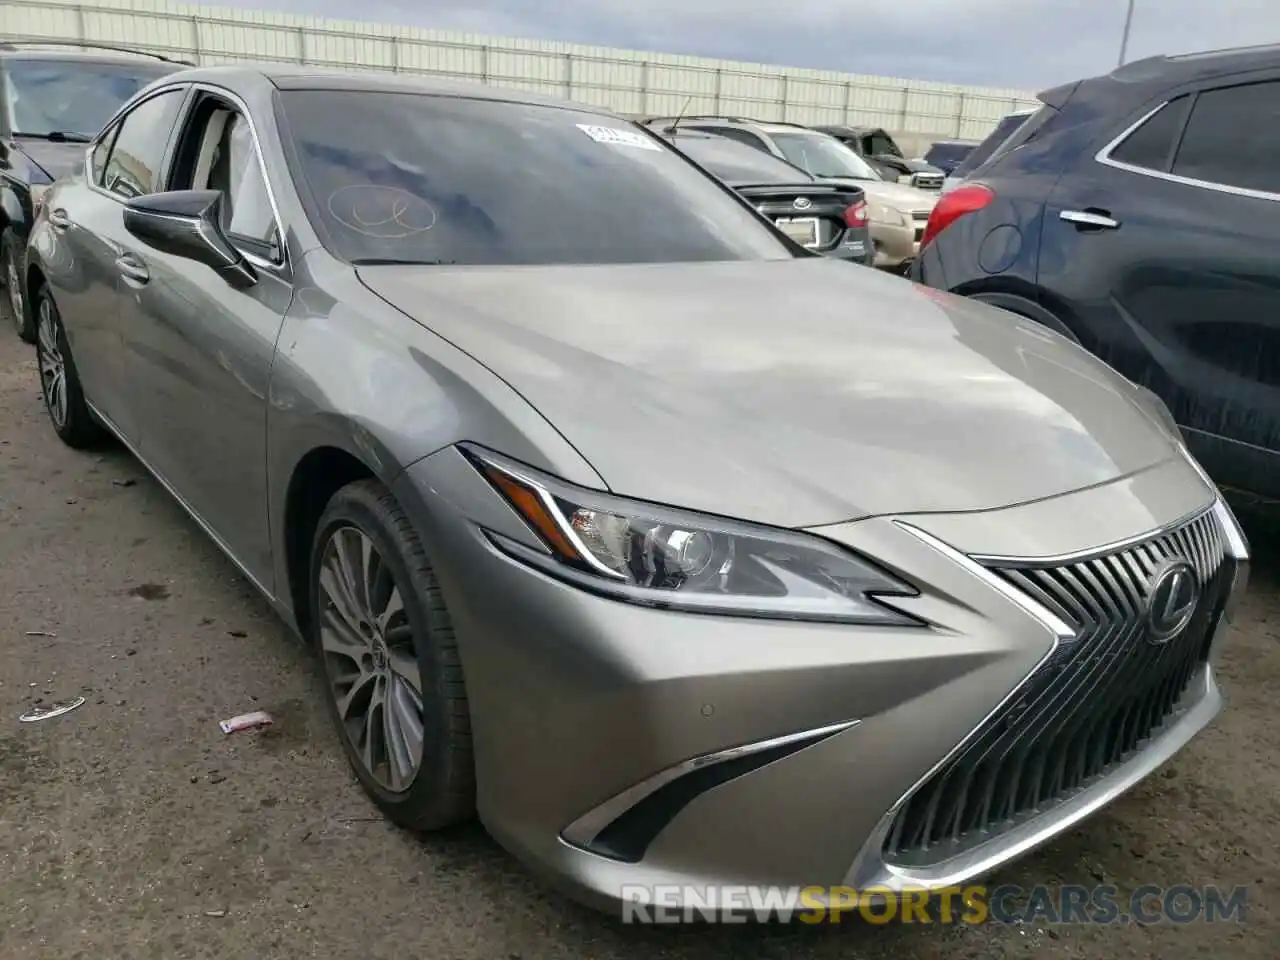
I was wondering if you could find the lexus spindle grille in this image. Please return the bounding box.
[883,507,1231,866]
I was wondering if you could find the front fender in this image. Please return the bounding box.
[265,250,606,617]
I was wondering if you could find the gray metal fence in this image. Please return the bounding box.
[1,0,1041,151]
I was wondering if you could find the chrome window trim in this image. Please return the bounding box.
[84,81,290,273]
[1096,96,1280,205]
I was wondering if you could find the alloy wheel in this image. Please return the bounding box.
[318,524,424,793]
[4,251,21,331]
[37,299,67,429]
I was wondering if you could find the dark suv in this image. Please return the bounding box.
[913,45,1280,508]
[1,42,183,341]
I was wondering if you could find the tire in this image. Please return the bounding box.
[309,479,474,830]
[34,284,105,449]
[1,227,35,343]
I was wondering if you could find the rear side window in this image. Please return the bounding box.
[1172,81,1280,194]
[278,91,794,266]
[1108,95,1192,171]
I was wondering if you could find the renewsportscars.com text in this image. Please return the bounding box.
[619,883,1249,924]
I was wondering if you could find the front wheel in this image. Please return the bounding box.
[35,285,104,448]
[1,227,35,343]
[310,479,475,830]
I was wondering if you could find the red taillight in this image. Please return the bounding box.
[842,200,868,228]
[918,184,994,250]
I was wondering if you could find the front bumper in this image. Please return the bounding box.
[395,448,1244,917]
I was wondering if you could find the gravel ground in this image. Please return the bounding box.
[0,324,1275,960]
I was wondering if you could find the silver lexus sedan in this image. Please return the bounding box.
[23,64,1249,916]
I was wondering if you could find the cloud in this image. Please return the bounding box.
[249,0,1278,90]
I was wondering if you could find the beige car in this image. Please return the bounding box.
[856,178,937,272]
[637,117,938,273]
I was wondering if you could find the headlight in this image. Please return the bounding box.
[462,445,920,625]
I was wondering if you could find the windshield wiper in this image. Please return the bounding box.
[14,131,94,143]
[349,257,457,266]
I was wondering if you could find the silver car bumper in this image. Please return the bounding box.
[395,448,1245,916]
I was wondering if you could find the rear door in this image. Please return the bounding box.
[45,84,189,448]
[1040,73,1280,494]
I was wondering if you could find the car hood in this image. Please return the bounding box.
[359,258,1180,528]
[822,177,937,211]
[10,139,85,181]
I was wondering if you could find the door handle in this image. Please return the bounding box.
[115,253,150,285]
[1060,209,1120,230]
[47,208,71,231]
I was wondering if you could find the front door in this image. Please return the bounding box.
[112,88,292,589]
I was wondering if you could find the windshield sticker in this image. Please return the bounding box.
[576,124,661,151]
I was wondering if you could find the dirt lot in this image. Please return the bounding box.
[0,326,1276,960]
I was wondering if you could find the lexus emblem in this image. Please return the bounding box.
[793,197,812,210]
[1146,560,1199,644]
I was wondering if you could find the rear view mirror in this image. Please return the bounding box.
[122,190,257,288]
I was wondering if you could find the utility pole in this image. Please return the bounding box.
[1118,0,1136,66]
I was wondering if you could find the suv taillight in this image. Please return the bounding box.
[919,184,994,250]
[842,200,868,228]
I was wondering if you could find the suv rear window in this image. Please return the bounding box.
[2,57,176,138]
[278,90,794,266]
[950,111,1036,179]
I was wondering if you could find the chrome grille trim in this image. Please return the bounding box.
[881,506,1232,866]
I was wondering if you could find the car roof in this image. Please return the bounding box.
[159,63,618,115]
[1039,43,1280,106]
[814,124,878,135]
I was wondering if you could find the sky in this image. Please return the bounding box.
[246,0,1279,91]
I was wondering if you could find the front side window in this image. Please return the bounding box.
[769,132,883,181]
[867,132,901,157]
[102,88,185,199]
[1172,81,1280,195]
[207,111,277,247]
[2,58,177,139]
[277,90,795,266]
[88,124,119,185]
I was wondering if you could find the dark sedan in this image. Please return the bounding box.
[0,43,182,341]
[661,128,872,265]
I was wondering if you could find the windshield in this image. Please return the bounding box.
[3,58,177,138]
[672,135,810,184]
[278,90,794,266]
[769,132,882,181]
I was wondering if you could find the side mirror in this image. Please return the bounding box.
[122,190,257,289]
